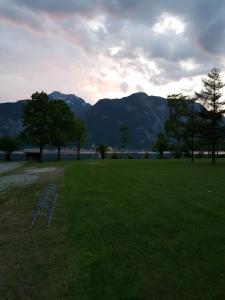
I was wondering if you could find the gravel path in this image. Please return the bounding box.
[0,162,25,174]
[0,166,63,193]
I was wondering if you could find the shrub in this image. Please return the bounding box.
[144,152,149,159]
[111,152,119,159]
[197,152,204,158]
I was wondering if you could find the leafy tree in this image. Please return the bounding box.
[165,94,189,158]
[111,152,119,159]
[195,67,225,163]
[119,124,129,156]
[22,91,51,162]
[153,133,168,158]
[70,118,86,160]
[97,144,108,159]
[50,100,75,160]
[0,136,19,161]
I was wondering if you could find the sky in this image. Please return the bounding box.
[1,0,225,104]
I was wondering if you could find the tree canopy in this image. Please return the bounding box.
[153,133,167,158]
[120,124,129,149]
[164,93,190,158]
[49,99,75,160]
[22,91,87,161]
[70,118,86,160]
[22,91,52,161]
[0,135,19,161]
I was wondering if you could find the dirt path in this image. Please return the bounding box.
[0,162,25,174]
[0,166,63,193]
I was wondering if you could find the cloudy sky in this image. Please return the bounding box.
[0,0,225,103]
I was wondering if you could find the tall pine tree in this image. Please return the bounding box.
[195,68,225,163]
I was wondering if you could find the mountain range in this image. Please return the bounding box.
[0,91,173,149]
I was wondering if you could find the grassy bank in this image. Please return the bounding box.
[1,159,225,299]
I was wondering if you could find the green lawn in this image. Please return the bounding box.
[1,159,225,299]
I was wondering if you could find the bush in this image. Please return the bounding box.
[0,135,19,161]
[144,152,149,159]
[111,152,119,159]
[197,152,204,158]
[127,155,133,159]
[157,154,165,159]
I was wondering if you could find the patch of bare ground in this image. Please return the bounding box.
[0,162,25,174]
[0,167,63,193]
[0,165,73,300]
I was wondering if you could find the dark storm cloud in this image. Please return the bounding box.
[0,1,42,30]
[1,0,225,101]
[11,0,100,16]
[5,0,225,57]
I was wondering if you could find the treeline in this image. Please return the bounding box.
[0,92,86,162]
[0,90,130,162]
[153,67,225,163]
[0,67,224,163]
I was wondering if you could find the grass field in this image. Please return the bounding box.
[1,159,225,299]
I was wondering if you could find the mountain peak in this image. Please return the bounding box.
[130,92,148,97]
[48,91,91,116]
[49,91,78,100]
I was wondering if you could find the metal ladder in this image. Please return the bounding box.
[29,184,57,230]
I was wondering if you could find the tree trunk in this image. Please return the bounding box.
[121,148,124,159]
[212,138,216,164]
[191,140,194,163]
[208,143,210,159]
[191,99,194,163]
[101,150,105,159]
[212,90,216,164]
[212,115,216,164]
[40,145,43,162]
[176,137,181,158]
[57,145,61,161]
[5,152,11,161]
[76,147,80,160]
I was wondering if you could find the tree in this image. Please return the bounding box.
[50,100,75,160]
[22,92,51,162]
[165,94,189,158]
[152,133,168,158]
[195,68,225,163]
[182,98,207,162]
[190,98,195,163]
[97,144,108,159]
[70,118,86,160]
[0,136,19,161]
[119,124,129,157]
